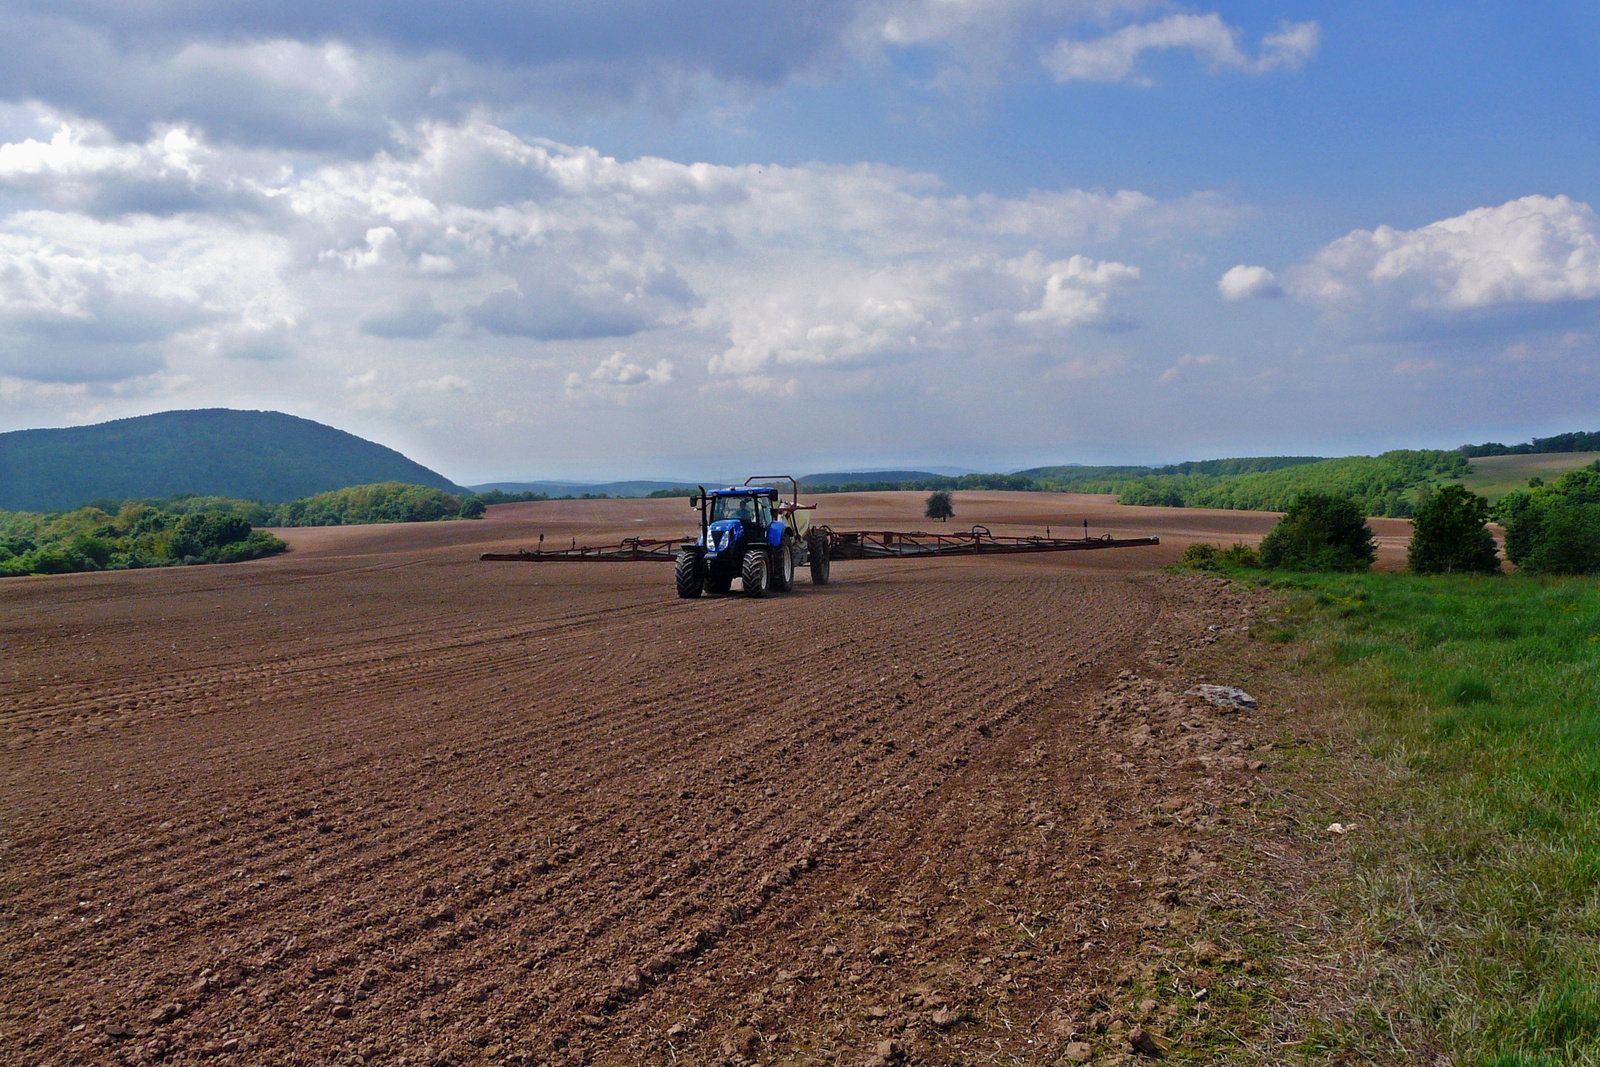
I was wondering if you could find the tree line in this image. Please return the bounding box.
[1178,460,1600,576]
[0,481,553,578]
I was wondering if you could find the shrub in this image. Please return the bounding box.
[1178,543,1223,570]
[1259,492,1377,572]
[1408,484,1500,574]
[1222,542,1261,568]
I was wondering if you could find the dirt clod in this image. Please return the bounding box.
[1128,1026,1164,1058]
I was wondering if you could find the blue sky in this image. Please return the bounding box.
[0,0,1595,481]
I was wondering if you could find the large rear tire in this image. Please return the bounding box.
[674,550,703,599]
[741,549,769,598]
[771,532,795,592]
[808,529,831,585]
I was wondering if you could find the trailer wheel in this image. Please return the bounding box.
[674,550,703,599]
[741,549,769,598]
[771,532,795,592]
[808,529,831,585]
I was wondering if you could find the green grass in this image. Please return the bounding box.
[1448,453,1600,503]
[1254,570,1600,1065]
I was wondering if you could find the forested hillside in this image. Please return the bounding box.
[1460,431,1600,457]
[1115,450,1470,516]
[0,409,461,511]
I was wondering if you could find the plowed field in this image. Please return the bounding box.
[1,493,1340,1066]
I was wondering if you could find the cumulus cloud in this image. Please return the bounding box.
[1015,254,1142,327]
[360,293,450,339]
[0,210,292,381]
[1217,264,1282,301]
[1156,351,1217,385]
[565,352,676,399]
[1046,15,1319,85]
[416,373,470,392]
[469,263,696,342]
[1287,195,1600,328]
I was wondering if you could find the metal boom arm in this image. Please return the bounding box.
[481,525,1157,563]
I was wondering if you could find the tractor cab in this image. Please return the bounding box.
[709,490,770,529]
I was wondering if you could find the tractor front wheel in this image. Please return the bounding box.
[741,549,769,598]
[674,550,703,599]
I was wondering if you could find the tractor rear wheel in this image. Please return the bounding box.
[771,533,795,592]
[808,529,831,585]
[674,550,703,599]
[741,549,769,598]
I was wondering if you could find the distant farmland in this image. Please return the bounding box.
[1448,451,1600,502]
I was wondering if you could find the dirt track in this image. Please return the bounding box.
[2,494,1321,1065]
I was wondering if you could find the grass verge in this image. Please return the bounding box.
[1248,570,1600,1066]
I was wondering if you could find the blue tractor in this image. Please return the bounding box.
[675,476,830,598]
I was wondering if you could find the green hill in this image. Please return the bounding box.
[0,409,461,512]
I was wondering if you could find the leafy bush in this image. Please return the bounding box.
[0,502,285,577]
[1178,541,1260,571]
[1408,484,1500,574]
[1259,492,1377,571]
[1178,542,1224,570]
[1221,542,1261,568]
[1499,465,1600,574]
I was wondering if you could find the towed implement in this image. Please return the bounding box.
[479,475,1159,598]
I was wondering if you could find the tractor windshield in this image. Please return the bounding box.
[711,495,758,524]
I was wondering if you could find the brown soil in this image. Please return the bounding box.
[0,493,1373,1066]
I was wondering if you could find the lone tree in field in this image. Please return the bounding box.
[1259,491,1377,571]
[925,490,954,522]
[1407,484,1500,574]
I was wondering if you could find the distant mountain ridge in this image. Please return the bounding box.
[800,470,943,486]
[0,409,461,512]
[470,480,691,498]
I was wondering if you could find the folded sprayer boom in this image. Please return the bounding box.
[823,526,1158,559]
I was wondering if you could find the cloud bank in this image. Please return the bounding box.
[1286,195,1600,331]
[0,2,1320,154]
[0,114,1234,411]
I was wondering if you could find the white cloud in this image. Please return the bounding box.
[416,373,470,391]
[1015,254,1142,327]
[1156,351,1217,385]
[0,210,293,380]
[1287,195,1600,327]
[1046,15,1319,85]
[1217,264,1282,301]
[565,352,676,399]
